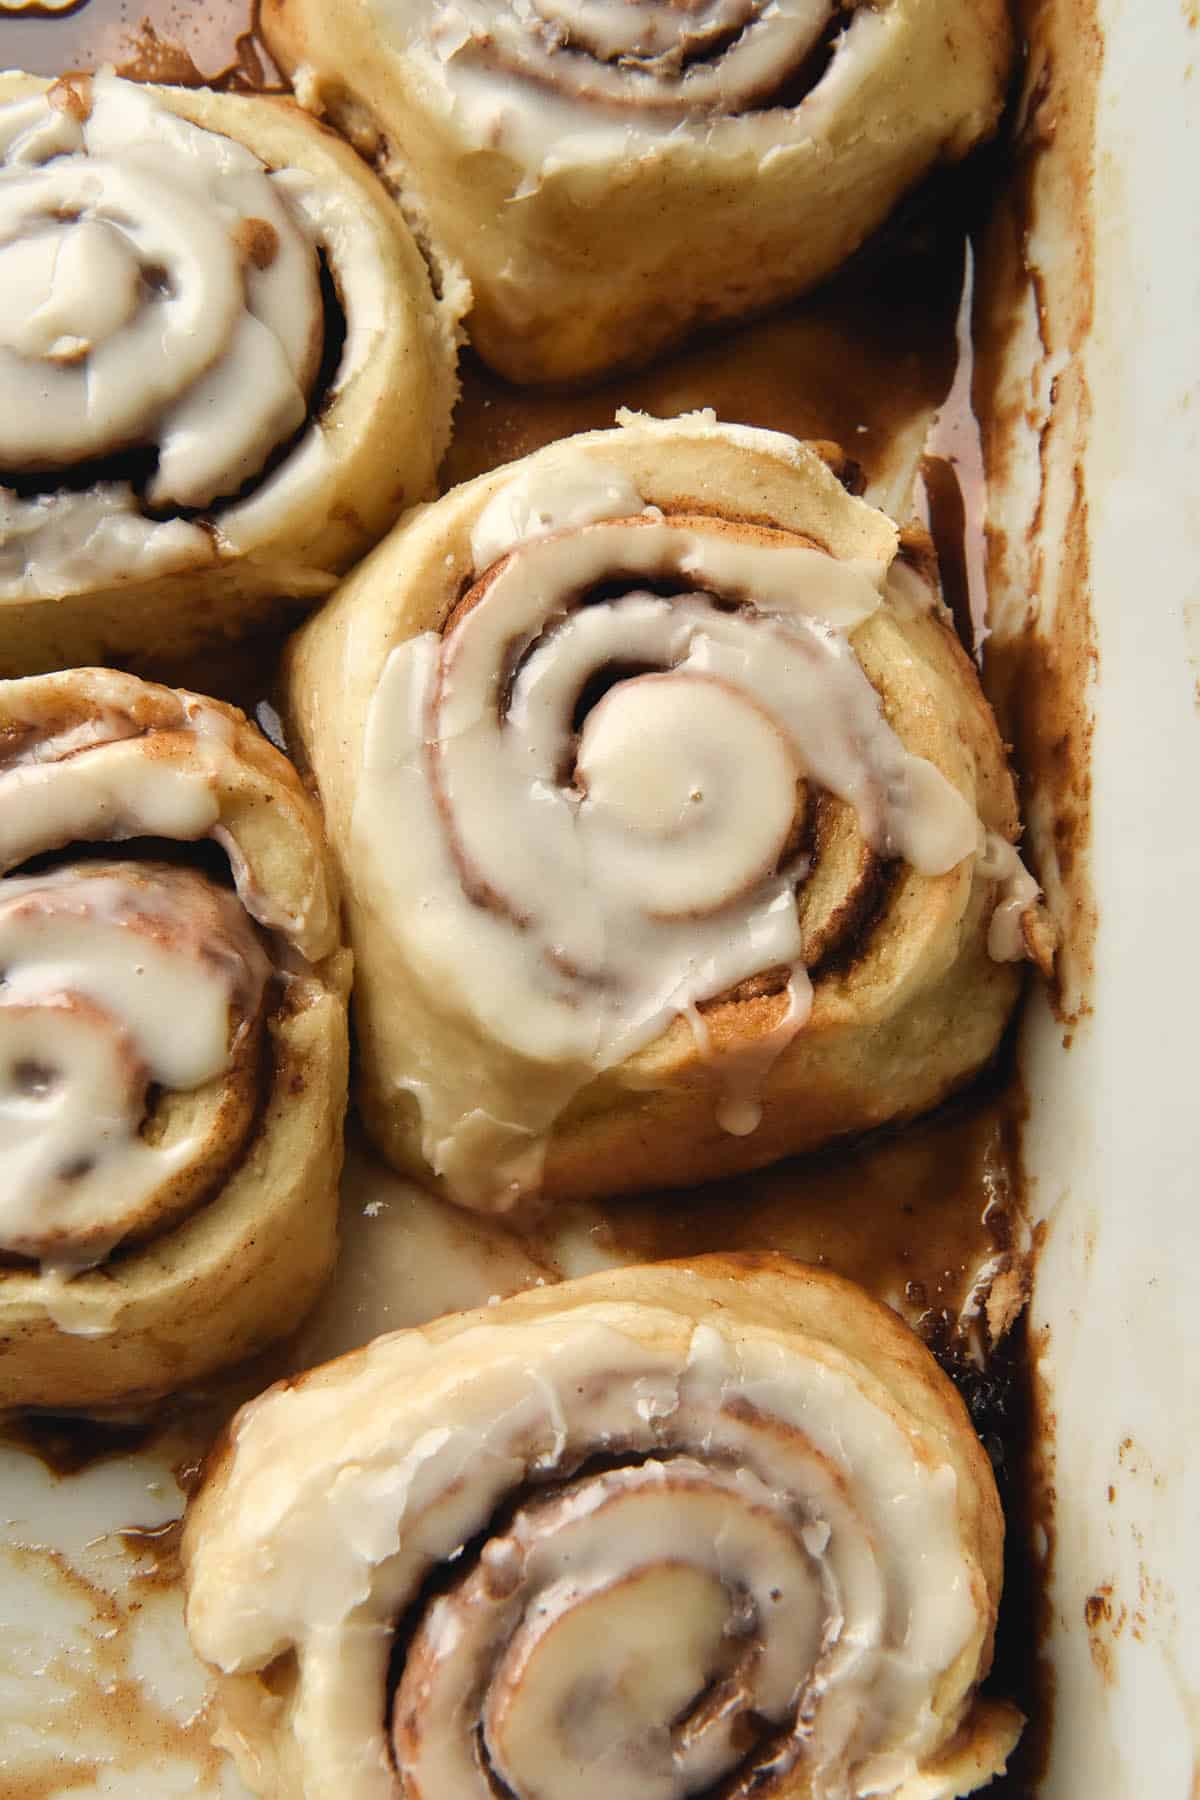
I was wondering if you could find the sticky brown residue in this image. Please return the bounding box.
[114,21,210,86]
[111,15,280,91]
[235,215,280,270]
[444,231,964,499]
[974,0,1102,1028]
[1084,1583,1129,1684]
[584,1066,1028,1349]
[120,1516,184,1589]
[984,1302,1058,1795]
[2,4,283,92]
[0,1537,226,1799]
[47,72,92,120]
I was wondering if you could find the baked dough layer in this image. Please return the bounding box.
[262,0,1011,381]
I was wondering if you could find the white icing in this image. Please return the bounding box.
[369,0,899,179]
[0,75,395,592]
[0,485,215,601]
[216,169,392,556]
[0,75,320,506]
[0,863,267,1272]
[0,672,329,958]
[0,739,222,869]
[977,830,1042,962]
[355,470,979,1206]
[469,455,648,568]
[185,1292,989,1800]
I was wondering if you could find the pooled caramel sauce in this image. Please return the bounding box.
[446,236,963,512]
[974,0,1101,1032]
[566,1072,1025,1343]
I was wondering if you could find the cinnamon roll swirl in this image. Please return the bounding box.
[0,668,351,1408]
[286,413,1047,1211]
[0,71,461,677]
[262,0,1011,382]
[183,1255,1022,1800]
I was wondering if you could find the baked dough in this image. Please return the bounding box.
[0,668,351,1408]
[262,0,1012,381]
[0,71,461,676]
[286,412,1044,1211]
[183,1254,1022,1799]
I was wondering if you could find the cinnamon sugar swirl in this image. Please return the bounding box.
[262,0,1011,381]
[0,71,461,676]
[182,1255,1022,1799]
[286,413,1049,1211]
[0,668,350,1408]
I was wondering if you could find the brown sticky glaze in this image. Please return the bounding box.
[567,1059,1026,1348]
[445,242,963,497]
[0,1409,162,1476]
[985,1305,1057,1799]
[3,0,282,89]
[120,1517,184,1589]
[0,1538,227,1800]
[973,0,1101,1029]
[965,1,1104,1785]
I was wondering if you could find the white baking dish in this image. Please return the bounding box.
[0,0,1196,1792]
[983,2,1200,1792]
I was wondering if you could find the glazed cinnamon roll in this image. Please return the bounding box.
[0,71,461,677]
[183,1255,1022,1799]
[0,669,351,1408]
[262,0,1011,382]
[286,413,1047,1211]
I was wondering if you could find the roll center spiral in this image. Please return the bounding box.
[576,672,800,916]
[391,1457,830,1800]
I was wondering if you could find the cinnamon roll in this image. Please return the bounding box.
[183,1254,1022,1799]
[0,668,351,1408]
[286,412,1047,1211]
[0,71,461,678]
[262,0,1012,382]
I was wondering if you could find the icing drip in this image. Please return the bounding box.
[358,473,980,1205]
[0,861,269,1274]
[977,829,1044,963]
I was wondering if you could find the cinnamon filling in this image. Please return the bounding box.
[0,859,270,1273]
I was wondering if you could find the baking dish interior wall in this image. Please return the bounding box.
[979,2,1200,1792]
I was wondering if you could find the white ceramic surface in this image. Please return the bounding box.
[999,2,1200,1792]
